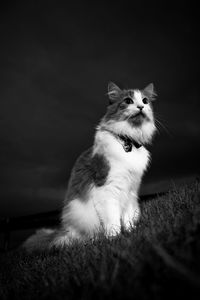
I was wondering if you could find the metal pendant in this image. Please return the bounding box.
[123,141,132,152]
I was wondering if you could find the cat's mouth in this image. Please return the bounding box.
[134,111,145,117]
[127,112,146,125]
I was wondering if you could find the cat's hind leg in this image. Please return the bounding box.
[50,226,83,248]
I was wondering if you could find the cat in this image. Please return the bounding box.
[23,82,157,251]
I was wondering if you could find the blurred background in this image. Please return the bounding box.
[0,1,199,219]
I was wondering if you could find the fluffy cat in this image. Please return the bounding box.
[23,82,157,251]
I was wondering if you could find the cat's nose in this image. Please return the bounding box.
[137,105,144,111]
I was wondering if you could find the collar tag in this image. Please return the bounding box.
[120,135,142,152]
[101,128,142,152]
[123,140,132,152]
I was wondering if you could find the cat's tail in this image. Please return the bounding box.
[22,226,83,252]
[22,228,56,252]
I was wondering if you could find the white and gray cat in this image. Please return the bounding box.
[24,82,157,251]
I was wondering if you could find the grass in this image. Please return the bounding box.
[0,179,200,300]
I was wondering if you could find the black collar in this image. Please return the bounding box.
[118,134,142,152]
[102,129,142,152]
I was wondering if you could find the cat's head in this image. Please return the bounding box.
[99,82,157,144]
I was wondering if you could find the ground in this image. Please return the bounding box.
[0,180,200,300]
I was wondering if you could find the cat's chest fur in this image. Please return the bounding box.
[93,130,150,187]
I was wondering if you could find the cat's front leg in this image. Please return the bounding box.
[122,203,140,231]
[103,199,121,237]
[105,222,121,237]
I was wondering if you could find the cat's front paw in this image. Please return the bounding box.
[122,208,140,231]
[105,224,121,237]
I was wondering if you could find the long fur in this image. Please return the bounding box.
[23,83,157,251]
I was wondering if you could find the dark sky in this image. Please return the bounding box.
[0,1,199,216]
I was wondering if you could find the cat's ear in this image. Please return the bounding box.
[143,83,157,100]
[107,82,122,104]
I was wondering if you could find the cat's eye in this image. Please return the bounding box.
[142,97,149,104]
[124,97,133,104]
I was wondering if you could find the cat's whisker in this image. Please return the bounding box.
[154,116,172,137]
[156,121,165,136]
[154,121,162,135]
[155,113,171,130]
